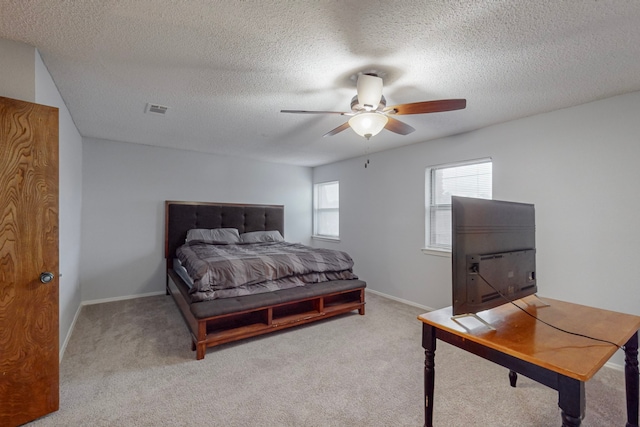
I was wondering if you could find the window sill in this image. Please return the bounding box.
[421,247,451,258]
[312,235,341,243]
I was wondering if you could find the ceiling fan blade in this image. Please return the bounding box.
[384,99,466,115]
[323,121,351,137]
[281,109,351,115]
[384,116,415,135]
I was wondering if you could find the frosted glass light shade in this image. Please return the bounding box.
[356,74,383,110]
[349,112,388,139]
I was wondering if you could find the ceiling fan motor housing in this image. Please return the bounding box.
[356,74,384,110]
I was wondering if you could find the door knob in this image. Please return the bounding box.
[40,272,55,284]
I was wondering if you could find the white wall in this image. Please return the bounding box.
[80,139,312,301]
[315,91,640,368]
[314,91,640,319]
[34,50,84,355]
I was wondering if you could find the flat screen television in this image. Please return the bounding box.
[451,196,537,317]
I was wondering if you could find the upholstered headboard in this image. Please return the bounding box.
[164,201,285,264]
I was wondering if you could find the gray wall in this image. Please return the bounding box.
[80,138,313,302]
[313,91,640,365]
[0,39,35,102]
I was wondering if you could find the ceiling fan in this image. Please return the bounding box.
[281,73,466,140]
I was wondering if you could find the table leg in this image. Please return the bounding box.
[422,323,436,427]
[558,376,585,427]
[509,370,518,387]
[625,331,639,427]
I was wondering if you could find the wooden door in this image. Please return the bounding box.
[0,96,59,426]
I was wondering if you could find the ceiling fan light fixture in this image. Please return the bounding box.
[349,112,388,139]
[356,74,383,111]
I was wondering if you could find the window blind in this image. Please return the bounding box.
[428,159,492,249]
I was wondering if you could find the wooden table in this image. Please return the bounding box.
[418,296,640,427]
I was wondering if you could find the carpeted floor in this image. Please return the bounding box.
[28,292,627,426]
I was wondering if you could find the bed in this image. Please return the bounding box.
[165,201,366,360]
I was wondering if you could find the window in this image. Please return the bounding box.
[425,159,492,252]
[313,181,339,239]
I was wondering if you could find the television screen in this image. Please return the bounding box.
[451,196,537,316]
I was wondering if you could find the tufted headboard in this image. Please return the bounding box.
[164,201,285,266]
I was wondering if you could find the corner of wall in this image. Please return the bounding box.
[34,45,84,355]
[0,38,36,102]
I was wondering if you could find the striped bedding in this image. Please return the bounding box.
[176,241,358,302]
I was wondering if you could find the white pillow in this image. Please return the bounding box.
[186,228,240,244]
[240,230,284,243]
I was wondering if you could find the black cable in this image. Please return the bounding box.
[474,270,624,351]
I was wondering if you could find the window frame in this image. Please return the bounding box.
[313,180,340,241]
[424,158,492,255]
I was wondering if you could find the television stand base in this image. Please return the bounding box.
[525,294,551,308]
[451,313,496,331]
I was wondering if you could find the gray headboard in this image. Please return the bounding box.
[164,201,285,263]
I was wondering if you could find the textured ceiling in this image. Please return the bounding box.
[2,0,640,167]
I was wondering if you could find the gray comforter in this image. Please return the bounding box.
[176,242,358,302]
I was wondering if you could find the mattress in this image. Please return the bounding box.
[173,258,194,289]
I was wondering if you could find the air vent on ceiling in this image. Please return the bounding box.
[145,103,168,115]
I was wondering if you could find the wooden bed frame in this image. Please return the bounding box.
[164,201,366,360]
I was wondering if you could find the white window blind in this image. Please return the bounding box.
[427,159,492,250]
[313,181,339,238]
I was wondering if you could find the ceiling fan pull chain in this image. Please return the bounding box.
[364,143,371,168]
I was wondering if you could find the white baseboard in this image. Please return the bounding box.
[59,303,82,362]
[81,291,167,306]
[366,288,436,312]
[604,361,624,372]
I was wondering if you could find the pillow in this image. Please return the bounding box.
[185,228,240,244]
[239,230,284,243]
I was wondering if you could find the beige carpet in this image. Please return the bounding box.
[28,292,627,426]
